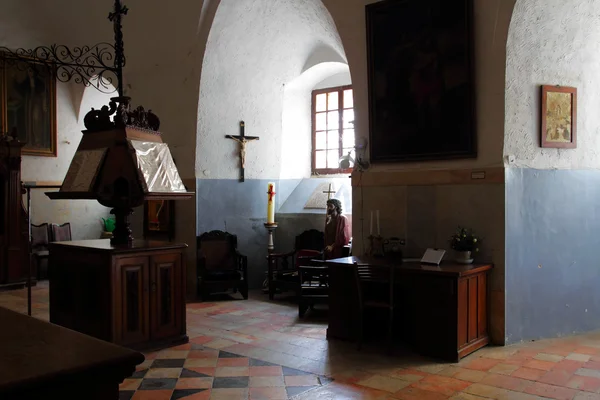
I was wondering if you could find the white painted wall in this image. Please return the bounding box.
[196,0,346,180]
[505,0,600,170]
[22,82,112,240]
[314,71,352,91]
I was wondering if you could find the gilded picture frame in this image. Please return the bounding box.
[1,58,57,157]
[540,85,577,149]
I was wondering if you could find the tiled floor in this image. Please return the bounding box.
[3,283,600,399]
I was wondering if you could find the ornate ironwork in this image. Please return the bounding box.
[0,0,128,96]
[0,43,120,94]
[83,96,161,132]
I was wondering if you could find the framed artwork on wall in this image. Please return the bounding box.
[143,199,175,241]
[366,0,476,162]
[1,59,57,157]
[540,85,577,149]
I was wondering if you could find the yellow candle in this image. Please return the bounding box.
[267,182,276,224]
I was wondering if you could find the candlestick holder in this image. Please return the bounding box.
[367,234,385,257]
[263,222,278,253]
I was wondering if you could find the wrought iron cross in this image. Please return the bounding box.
[108,0,129,97]
[225,121,260,182]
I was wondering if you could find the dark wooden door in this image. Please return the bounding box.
[116,256,150,346]
[150,253,182,340]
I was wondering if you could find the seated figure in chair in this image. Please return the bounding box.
[324,198,351,260]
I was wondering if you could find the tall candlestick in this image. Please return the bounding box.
[369,211,373,235]
[376,210,380,236]
[266,182,276,224]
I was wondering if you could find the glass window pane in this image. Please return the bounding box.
[315,93,327,112]
[327,150,340,168]
[342,129,355,149]
[315,112,326,131]
[343,89,353,109]
[327,92,339,110]
[315,131,326,150]
[327,130,339,149]
[315,151,326,169]
[343,109,354,129]
[327,111,339,130]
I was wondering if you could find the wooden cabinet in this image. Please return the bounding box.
[50,239,188,350]
[0,138,30,288]
[327,256,492,362]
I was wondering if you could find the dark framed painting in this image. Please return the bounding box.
[1,59,57,157]
[143,199,175,241]
[366,0,476,162]
[540,85,577,149]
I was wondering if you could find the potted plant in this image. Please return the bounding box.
[100,216,116,239]
[449,226,480,264]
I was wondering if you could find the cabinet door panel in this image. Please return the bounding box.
[116,257,150,345]
[150,253,182,339]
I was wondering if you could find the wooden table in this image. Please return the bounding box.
[326,256,493,361]
[0,307,144,399]
[49,239,188,351]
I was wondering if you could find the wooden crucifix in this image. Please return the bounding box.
[225,121,260,182]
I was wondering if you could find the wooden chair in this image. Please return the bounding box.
[266,229,324,300]
[298,259,329,318]
[197,230,248,300]
[31,223,51,280]
[51,223,72,242]
[354,261,395,351]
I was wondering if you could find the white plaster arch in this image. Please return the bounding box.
[505,0,600,170]
[281,61,350,179]
[196,0,348,180]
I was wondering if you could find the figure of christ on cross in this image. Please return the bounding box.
[225,121,260,182]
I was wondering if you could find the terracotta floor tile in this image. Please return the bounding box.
[174,377,213,389]
[217,358,249,367]
[392,386,450,399]
[209,388,249,399]
[574,347,600,355]
[554,359,586,372]
[248,376,285,387]
[479,373,532,392]
[488,363,520,376]
[568,353,593,362]
[523,359,556,371]
[461,358,501,372]
[214,366,250,377]
[523,381,579,400]
[357,375,412,393]
[131,390,173,400]
[537,369,573,386]
[188,349,219,359]
[249,386,288,399]
[389,369,428,382]
[583,360,600,370]
[410,375,472,396]
[184,358,218,368]
[573,392,600,400]
[248,366,283,376]
[451,368,488,383]
[511,367,546,381]
[534,353,564,363]
[120,378,142,391]
[144,368,182,379]
[567,375,600,392]
[284,375,321,386]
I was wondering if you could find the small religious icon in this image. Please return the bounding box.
[225,121,260,182]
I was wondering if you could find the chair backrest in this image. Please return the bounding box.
[296,249,323,268]
[295,229,324,252]
[31,223,50,248]
[51,223,72,242]
[354,261,395,307]
[197,230,237,271]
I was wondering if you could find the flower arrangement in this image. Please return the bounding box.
[449,226,480,253]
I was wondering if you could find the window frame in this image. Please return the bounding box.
[311,84,354,175]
